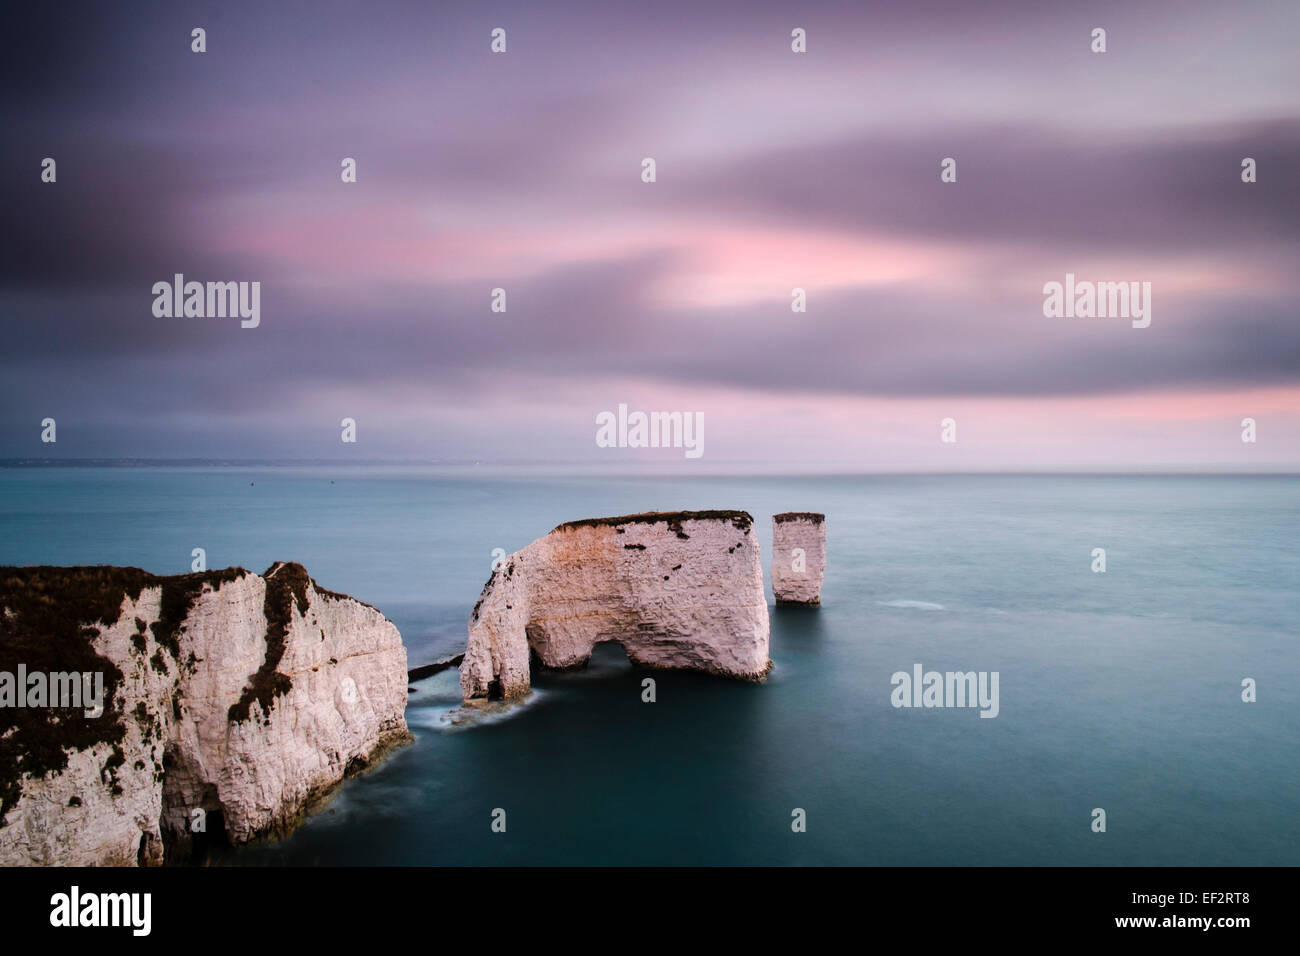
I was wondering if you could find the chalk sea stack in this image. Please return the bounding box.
[0,562,410,866]
[771,513,826,605]
[461,511,772,702]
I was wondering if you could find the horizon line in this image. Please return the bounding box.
[1,458,1296,478]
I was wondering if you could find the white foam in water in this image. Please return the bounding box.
[403,665,550,732]
[405,646,626,732]
[405,688,550,732]
[876,599,946,610]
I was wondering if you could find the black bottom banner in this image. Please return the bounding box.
[0,865,1281,943]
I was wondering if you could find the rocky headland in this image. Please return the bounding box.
[0,562,410,865]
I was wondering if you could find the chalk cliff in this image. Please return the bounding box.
[771,513,826,605]
[461,511,771,701]
[0,562,409,866]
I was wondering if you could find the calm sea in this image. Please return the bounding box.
[1,467,1296,865]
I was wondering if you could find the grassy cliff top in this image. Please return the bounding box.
[0,565,249,825]
[0,561,362,824]
[773,512,825,524]
[554,510,753,533]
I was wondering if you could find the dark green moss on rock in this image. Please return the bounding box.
[555,510,753,534]
[309,575,379,611]
[0,564,245,826]
[773,512,825,525]
[226,562,307,725]
[470,567,500,625]
[101,744,126,796]
[151,569,245,657]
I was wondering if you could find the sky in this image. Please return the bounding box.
[2,0,1298,470]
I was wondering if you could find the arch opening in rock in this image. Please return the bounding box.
[462,511,771,702]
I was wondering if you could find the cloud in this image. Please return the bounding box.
[1,0,1298,463]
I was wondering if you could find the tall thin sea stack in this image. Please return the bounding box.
[771,512,826,605]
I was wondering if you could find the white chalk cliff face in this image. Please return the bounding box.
[0,562,409,866]
[771,513,826,605]
[462,511,771,701]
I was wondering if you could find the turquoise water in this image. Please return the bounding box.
[1,467,1296,865]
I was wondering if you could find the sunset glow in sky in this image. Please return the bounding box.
[4,0,1298,469]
